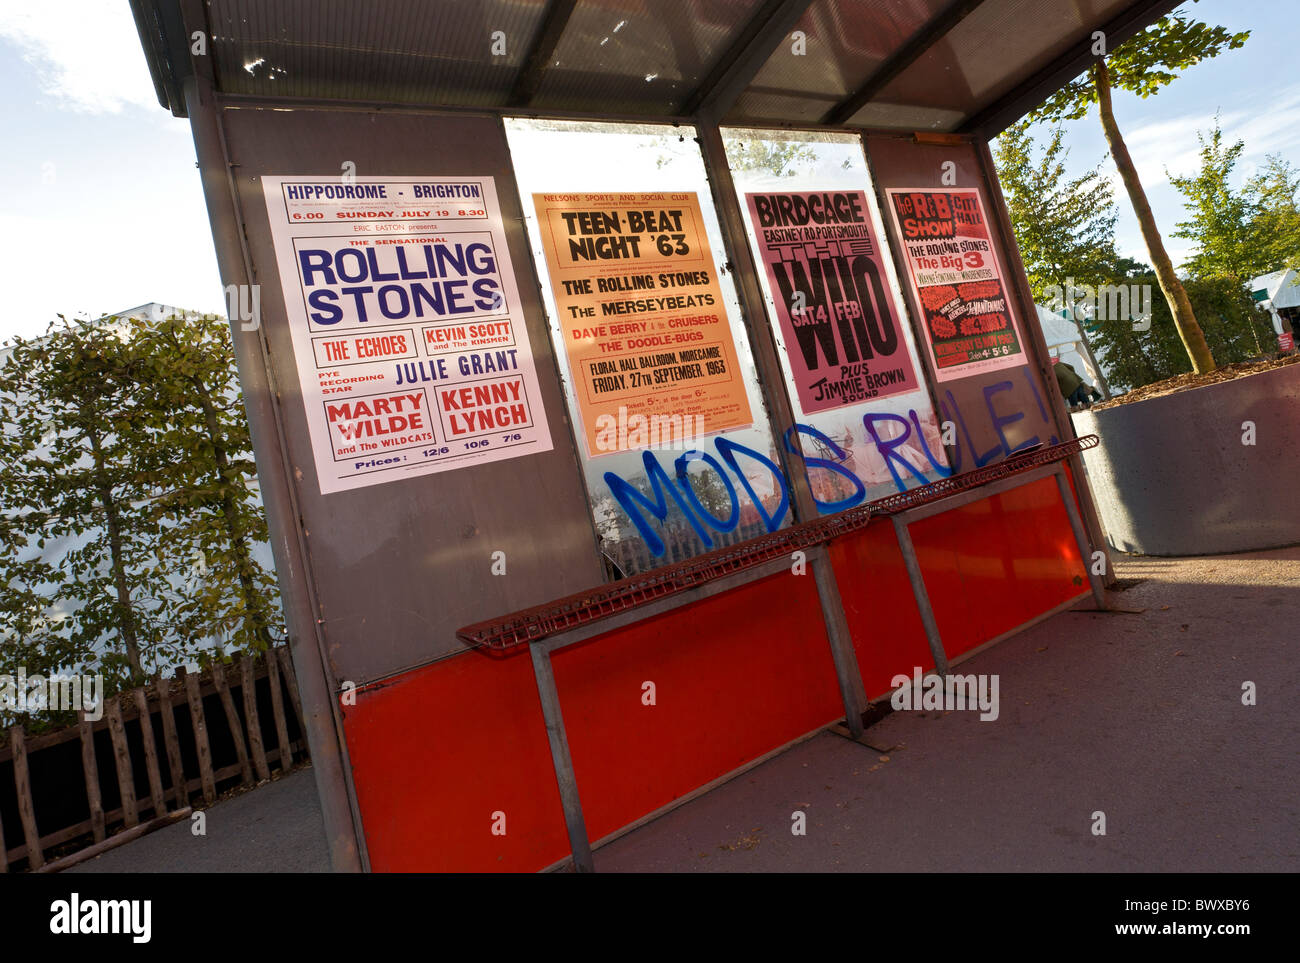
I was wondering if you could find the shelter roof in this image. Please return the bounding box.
[130,0,1180,136]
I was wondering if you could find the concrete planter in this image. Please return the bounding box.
[1072,361,1300,556]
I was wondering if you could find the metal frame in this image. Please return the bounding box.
[151,0,1137,872]
[694,118,869,737]
[679,0,818,117]
[181,74,366,872]
[517,453,1104,872]
[510,0,579,106]
[891,515,950,676]
[889,463,1107,678]
[823,0,992,126]
[958,0,1184,137]
[530,643,593,873]
[1053,466,1107,609]
[540,711,829,872]
[184,79,1112,869]
[134,0,1179,136]
[974,137,1116,580]
[530,551,793,872]
[203,89,943,139]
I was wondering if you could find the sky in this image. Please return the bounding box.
[0,0,1295,345]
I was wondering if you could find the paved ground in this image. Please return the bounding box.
[68,548,1300,872]
[68,766,330,873]
[597,548,1300,871]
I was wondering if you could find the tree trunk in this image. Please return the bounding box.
[190,376,274,648]
[1093,59,1217,374]
[87,428,143,678]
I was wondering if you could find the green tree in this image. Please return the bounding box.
[0,518,79,730]
[1027,4,1250,374]
[0,310,284,707]
[1111,254,1153,277]
[1089,272,1273,390]
[994,120,1120,302]
[1169,121,1258,283]
[1244,155,1300,276]
[0,318,168,687]
[121,312,282,655]
[723,136,819,178]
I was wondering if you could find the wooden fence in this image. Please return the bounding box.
[0,645,309,872]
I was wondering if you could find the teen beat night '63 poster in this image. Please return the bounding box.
[533,191,753,456]
[745,189,919,414]
[886,188,1027,381]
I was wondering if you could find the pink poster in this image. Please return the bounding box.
[885,188,1027,382]
[745,190,920,414]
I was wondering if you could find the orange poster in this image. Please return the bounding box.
[533,191,753,456]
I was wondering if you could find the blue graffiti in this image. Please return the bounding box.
[605,365,1060,558]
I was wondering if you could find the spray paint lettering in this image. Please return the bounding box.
[604,366,1059,557]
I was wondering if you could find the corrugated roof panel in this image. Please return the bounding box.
[206,0,549,106]
[843,101,966,130]
[529,0,768,114]
[745,0,946,99]
[136,0,1176,132]
[727,87,840,124]
[865,0,1131,117]
[728,0,949,125]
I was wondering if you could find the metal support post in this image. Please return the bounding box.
[182,76,364,872]
[809,547,865,737]
[975,138,1116,585]
[1054,467,1108,610]
[891,515,951,676]
[694,118,868,734]
[530,643,594,873]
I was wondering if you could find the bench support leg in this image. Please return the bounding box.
[531,643,594,873]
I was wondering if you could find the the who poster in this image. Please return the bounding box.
[886,188,1026,381]
[745,189,919,413]
[261,175,552,494]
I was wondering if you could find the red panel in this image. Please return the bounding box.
[341,650,570,872]
[344,568,841,871]
[912,498,998,657]
[828,523,938,700]
[830,478,1087,694]
[910,476,1086,661]
[342,480,1085,871]
[552,569,842,844]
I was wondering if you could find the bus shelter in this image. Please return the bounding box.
[131,0,1174,872]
